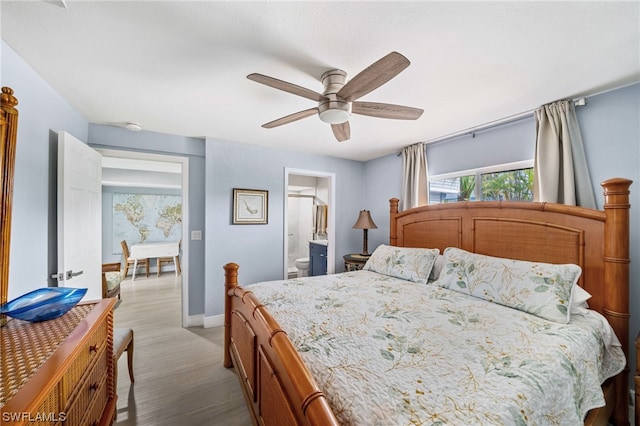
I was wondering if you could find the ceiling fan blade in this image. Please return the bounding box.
[331,121,350,142]
[248,73,327,102]
[262,108,318,128]
[352,101,424,120]
[337,52,410,102]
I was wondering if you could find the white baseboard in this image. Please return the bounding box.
[183,313,224,328]
[203,314,224,328]
[184,314,203,327]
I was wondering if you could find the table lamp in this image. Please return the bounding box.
[352,210,377,256]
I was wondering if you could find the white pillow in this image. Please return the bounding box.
[570,285,591,314]
[428,255,444,282]
[435,247,582,324]
[363,245,439,284]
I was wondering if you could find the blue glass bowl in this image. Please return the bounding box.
[0,287,87,322]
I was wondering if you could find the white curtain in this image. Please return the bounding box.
[533,100,596,209]
[401,143,428,210]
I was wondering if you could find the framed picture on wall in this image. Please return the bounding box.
[233,188,268,224]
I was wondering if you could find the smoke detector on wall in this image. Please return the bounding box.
[124,122,142,132]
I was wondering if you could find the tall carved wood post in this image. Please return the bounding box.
[389,198,399,246]
[1,87,19,325]
[223,262,239,368]
[601,177,632,426]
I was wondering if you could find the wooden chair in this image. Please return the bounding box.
[113,328,134,383]
[101,262,123,299]
[157,239,181,277]
[121,240,149,278]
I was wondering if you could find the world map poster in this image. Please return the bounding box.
[112,193,182,254]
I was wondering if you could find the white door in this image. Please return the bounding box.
[56,132,102,301]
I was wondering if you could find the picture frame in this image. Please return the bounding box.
[232,188,268,224]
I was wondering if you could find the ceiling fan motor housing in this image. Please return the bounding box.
[319,69,351,124]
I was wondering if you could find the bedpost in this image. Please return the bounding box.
[390,198,399,246]
[223,262,239,368]
[601,177,632,426]
[1,87,19,323]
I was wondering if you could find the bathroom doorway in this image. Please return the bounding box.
[284,168,335,279]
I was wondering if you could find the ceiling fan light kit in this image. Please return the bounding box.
[318,69,351,124]
[247,51,424,142]
[318,101,350,124]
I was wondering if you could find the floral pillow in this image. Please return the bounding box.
[363,245,439,284]
[435,247,582,323]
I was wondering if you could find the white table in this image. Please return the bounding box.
[130,241,180,281]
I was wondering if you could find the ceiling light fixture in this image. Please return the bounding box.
[124,122,142,132]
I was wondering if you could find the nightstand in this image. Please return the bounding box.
[343,253,370,271]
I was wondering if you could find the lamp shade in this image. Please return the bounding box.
[352,210,377,230]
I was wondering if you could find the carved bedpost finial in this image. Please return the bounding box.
[1,87,18,109]
[224,262,239,288]
[389,198,399,214]
[223,263,239,368]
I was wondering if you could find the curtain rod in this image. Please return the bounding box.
[398,97,587,154]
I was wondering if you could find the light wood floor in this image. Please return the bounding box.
[113,273,252,426]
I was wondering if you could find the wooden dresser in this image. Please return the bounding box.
[1,299,116,425]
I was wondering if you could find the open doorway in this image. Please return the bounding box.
[284,168,335,279]
[97,148,190,327]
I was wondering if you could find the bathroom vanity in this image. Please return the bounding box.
[309,241,327,276]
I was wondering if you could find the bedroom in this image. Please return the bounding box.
[1,1,639,424]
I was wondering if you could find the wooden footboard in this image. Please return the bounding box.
[223,263,339,426]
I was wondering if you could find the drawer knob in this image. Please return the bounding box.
[89,344,98,353]
[89,382,99,392]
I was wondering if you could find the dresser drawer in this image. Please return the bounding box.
[63,349,108,425]
[60,319,108,406]
[23,392,61,426]
[82,373,109,426]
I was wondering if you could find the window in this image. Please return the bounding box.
[429,161,533,204]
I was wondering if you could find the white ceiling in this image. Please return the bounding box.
[101,156,182,188]
[2,1,639,161]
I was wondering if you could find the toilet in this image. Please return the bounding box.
[295,257,310,277]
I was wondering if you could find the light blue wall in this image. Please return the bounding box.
[362,153,402,251]
[88,124,206,316]
[363,83,640,392]
[101,186,182,264]
[2,41,89,298]
[204,138,364,317]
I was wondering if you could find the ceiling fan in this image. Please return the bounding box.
[247,52,424,142]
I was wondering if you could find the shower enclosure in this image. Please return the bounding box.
[287,194,315,277]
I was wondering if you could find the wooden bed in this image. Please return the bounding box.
[224,177,632,426]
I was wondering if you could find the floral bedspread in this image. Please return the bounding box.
[249,271,625,426]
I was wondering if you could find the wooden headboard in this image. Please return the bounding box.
[389,177,632,426]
